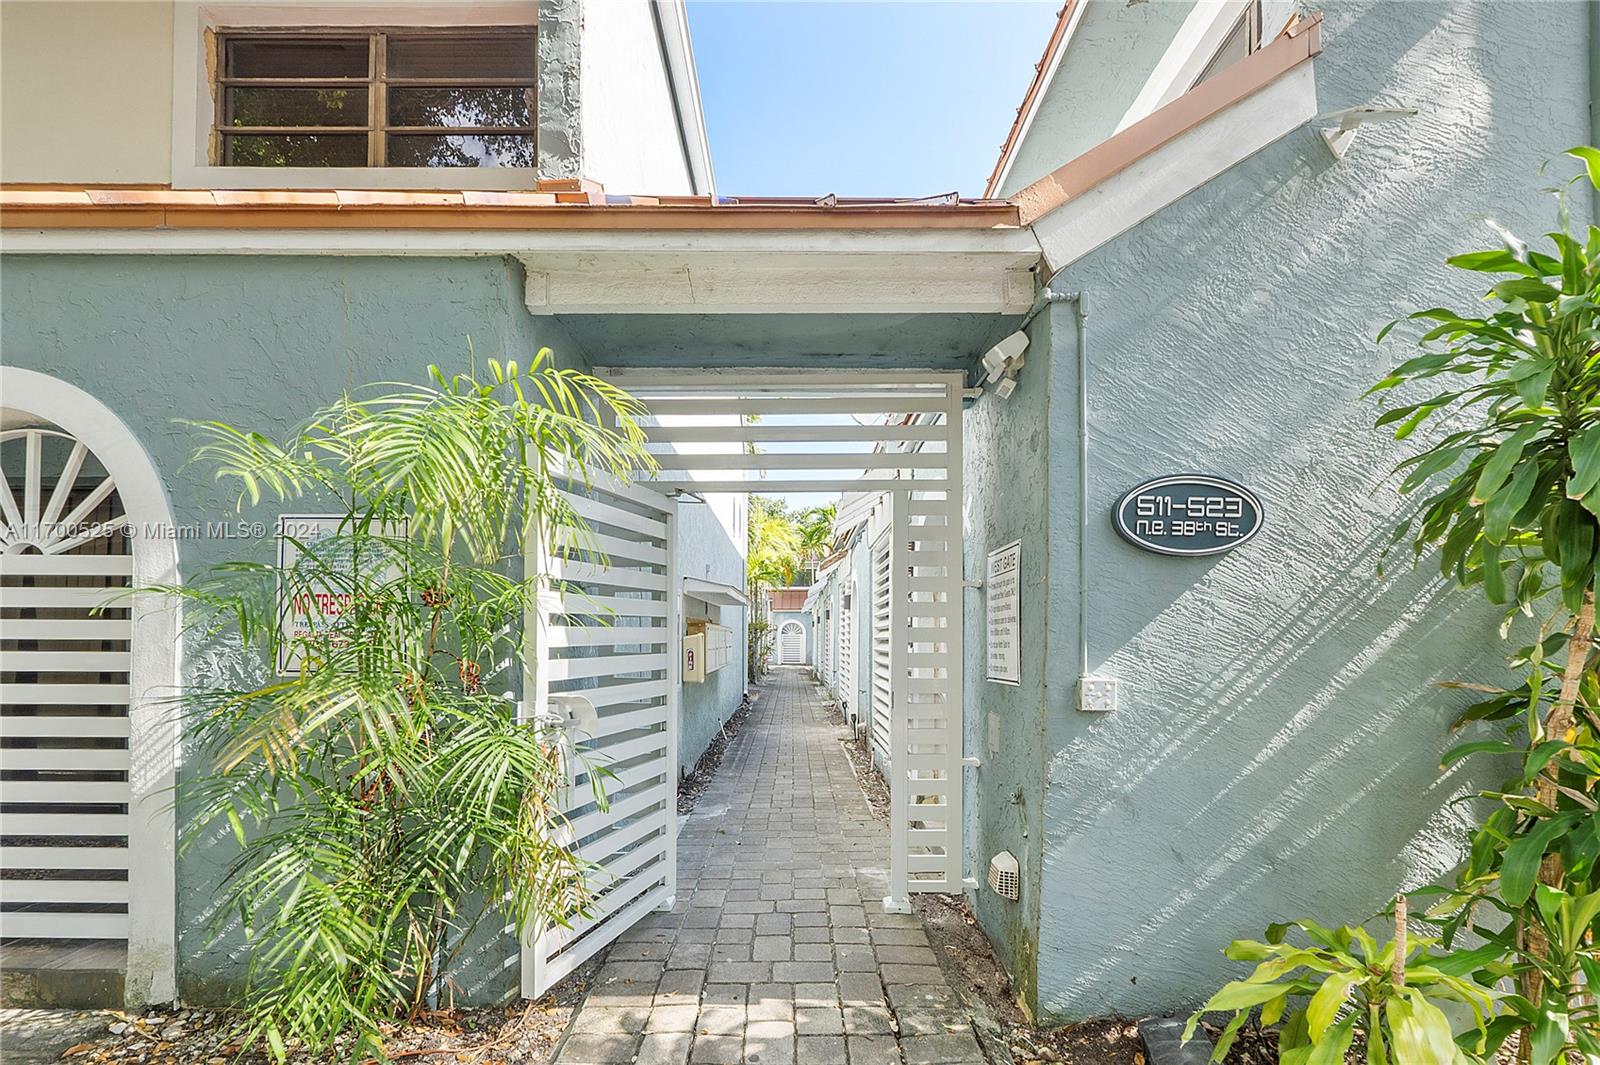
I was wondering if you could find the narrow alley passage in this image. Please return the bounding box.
[554,667,985,1065]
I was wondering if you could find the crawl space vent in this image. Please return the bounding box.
[988,851,1020,901]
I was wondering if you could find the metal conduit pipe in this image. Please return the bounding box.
[1025,278,1092,684]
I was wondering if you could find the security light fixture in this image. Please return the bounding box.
[1317,105,1418,160]
[982,330,1029,383]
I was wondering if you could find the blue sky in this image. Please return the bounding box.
[686,1,1062,199]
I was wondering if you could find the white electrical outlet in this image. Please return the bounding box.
[1078,675,1118,713]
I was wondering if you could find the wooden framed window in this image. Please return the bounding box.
[215,28,536,168]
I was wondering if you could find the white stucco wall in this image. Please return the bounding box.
[0,1,175,184]
[578,0,693,195]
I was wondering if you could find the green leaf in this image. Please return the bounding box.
[1567,146,1600,191]
[1308,1014,1358,1065]
[1529,997,1570,1065]
[1494,278,1560,303]
[1307,970,1361,1040]
[1440,739,1518,768]
[1570,424,1600,500]
[1195,978,1295,1014]
[1556,500,1596,612]
[1484,460,1539,545]
[1502,812,1581,905]
[1472,424,1539,505]
[1366,1003,1390,1065]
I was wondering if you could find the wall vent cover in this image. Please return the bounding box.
[988,851,1020,901]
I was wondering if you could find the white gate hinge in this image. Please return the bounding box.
[962,579,983,589]
[961,756,981,768]
[961,877,979,890]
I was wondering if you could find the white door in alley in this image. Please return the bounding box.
[779,620,804,664]
[523,472,679,998]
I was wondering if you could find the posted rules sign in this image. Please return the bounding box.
[986,540,1021,686]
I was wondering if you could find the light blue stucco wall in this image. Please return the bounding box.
[676,495,748,777]
[961,308,1053,1009]
[996,0,1597,1022]
[0,253,745,1004]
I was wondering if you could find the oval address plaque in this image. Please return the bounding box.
[1113,475,1264,557]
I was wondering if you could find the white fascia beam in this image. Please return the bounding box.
[517,249,1037,315]
[0,227,1041,315]
[1031,60,1316,274]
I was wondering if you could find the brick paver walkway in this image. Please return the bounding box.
[554,667,985,1065]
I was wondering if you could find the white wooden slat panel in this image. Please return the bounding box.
[0,780,130,804]
[566,493,667,539]
[3,651,130,672]
[0,684,130,705]
[545,625,668,649]
[652,452,948,472]
[2,879,129,904]
[0,912,130,939]
[1,747,129,771]
[1,846,131,869]
[566,784,669,844]
[587,703,669,737]
[535,883,670,988]
[582,680,670,710]
[0,587,125,609]
[550,562,666,592]
[543,592,668,619]
[0,812,130,835]
[643,423,946,444]
[0,715,130,739]
[0,618,132,641]
[557,529,668,566]
[544,653,666,683]
[528,481,676,999]
[578,807,670,864]
[642,479,940,496]
[0,554,133,577]
[581,732,669,771]
[641,397,947,416]
[547,855,667,947]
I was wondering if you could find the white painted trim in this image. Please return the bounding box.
[170,1,541,191]
[1115,0,1250,134]
[651,0,716,197]
[518,250,1036,315]
[683,576,746,608]
[1031,60,1317,273]
[0,368,179,1007]
[990,0,1090,197]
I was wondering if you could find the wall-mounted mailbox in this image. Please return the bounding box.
[684,619,733,683]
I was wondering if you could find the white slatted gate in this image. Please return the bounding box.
[0,428,135,942]
[599,369,967,910]
[869,532,893,771]
[837,579,855,723]
[523,473,679,998]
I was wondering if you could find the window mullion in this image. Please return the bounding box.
[369,33,386,167]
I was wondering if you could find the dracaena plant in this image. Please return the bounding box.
[1368,147,1600,1063]
[156,355,654,1062]
[1184,913,1499,1065]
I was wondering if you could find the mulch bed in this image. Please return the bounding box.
[676,690,753,815]
[41,963,602,1065]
